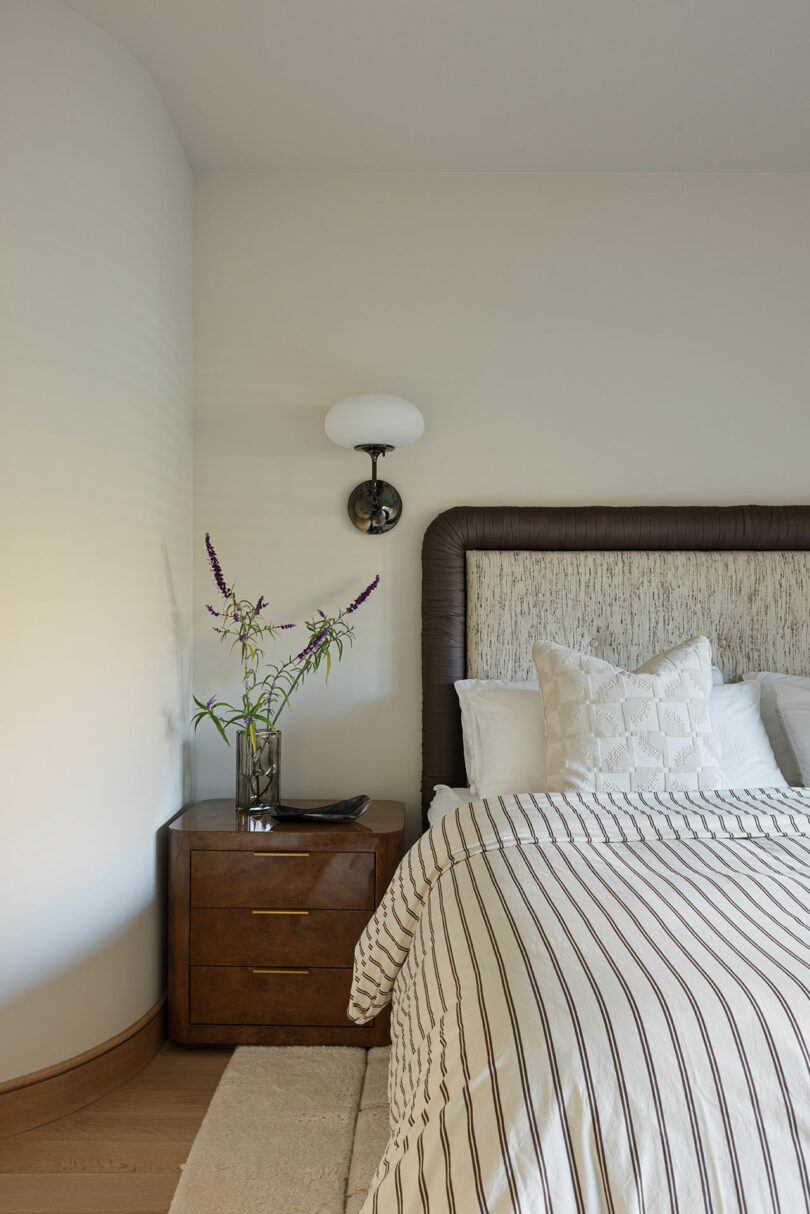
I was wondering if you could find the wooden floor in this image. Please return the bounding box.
[0,1043,232,1214]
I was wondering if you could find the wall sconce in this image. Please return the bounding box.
[325,394,424,534]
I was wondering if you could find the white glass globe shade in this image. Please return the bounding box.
[325,394,424,449]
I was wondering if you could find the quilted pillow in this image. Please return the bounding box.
[532,635,725,794]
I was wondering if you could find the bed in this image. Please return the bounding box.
[349,505,810,1213]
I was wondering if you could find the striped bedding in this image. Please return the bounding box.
[348,789,810,1213]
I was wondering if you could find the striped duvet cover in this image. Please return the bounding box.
[348,789,810,1213]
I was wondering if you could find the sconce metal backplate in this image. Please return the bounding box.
[347,479,403,534]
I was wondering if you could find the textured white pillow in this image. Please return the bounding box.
[533,636,724,794]
[710,682,787,789]
[774,681,810,786]
[454,679,537,793]
[742,673,810,785]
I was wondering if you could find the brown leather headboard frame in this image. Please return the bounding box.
[421,504,810,828]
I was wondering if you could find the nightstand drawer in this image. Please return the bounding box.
[190,850,375,909]
[190,965,355,1026]
[189,908,369,967]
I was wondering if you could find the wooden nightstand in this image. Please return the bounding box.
[168,798,405,1046]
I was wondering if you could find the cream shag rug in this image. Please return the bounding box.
[169,1046,390,1214]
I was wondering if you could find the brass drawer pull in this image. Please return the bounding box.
[252,968,309,975]
[251,909,309,916]
[252,851,310,857]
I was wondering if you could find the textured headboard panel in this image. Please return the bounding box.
[421,505,810,826]
[468,550,810,683]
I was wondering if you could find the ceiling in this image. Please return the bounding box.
[61,0,810,172]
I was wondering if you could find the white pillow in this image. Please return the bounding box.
[742,673,810,785]
[427,785,473,827]
[454,679,537,793]
[472,688,546,799]
[709,682,787,789]
[452,669,779,801]
[774,681,810,786]
[533,635,724,794]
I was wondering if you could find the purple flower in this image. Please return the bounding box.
[205,533,231,599]
[233,610,240,622]
[344,573,380,615]
[278,622,295,630]
[206,604,220,617]
[242,715,250,724]
[205,697,215,710]
[213,626,223,634]
[295,624,331,662]
[255,596,266,614]
[238,631,248,642]
[318,609,326,619]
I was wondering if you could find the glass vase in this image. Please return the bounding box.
[235,729,281,812]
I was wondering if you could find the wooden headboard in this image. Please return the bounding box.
[420,505,810,828]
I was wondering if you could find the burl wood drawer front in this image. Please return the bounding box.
[190,850,375,909]
[190,966,355,1026]
[189,908,369,967]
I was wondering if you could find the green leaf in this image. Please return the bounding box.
[211,715,231,747]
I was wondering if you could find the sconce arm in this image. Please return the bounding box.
[354,444,394,502]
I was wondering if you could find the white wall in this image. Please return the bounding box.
[193,172,810,842]
[0,1,193,1081]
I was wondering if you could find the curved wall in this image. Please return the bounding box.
[0,0,193,1081]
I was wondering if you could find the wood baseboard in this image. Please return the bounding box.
[0,996,166,1139]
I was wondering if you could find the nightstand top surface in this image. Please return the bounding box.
[170,798,405,838]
